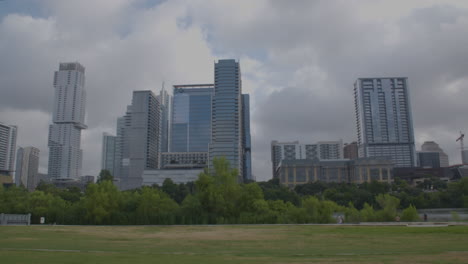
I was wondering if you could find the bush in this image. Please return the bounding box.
[401,205,419,222]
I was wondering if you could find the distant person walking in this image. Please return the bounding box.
[424,213,428,222]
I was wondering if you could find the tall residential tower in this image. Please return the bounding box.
[15,147,40,191]
[48,62,87,179]
[0,122,17,176]
[117,91,161,190]
[354,78,416,167]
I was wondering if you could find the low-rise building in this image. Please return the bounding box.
[275,157,394,187]
[142,168,203,186]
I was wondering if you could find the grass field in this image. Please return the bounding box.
[1,224,468,263]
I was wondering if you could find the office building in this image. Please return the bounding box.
[354,78,416,167]
[101,133,117,176]
[276,157,394,187]
[117,91,161,190]
[421,141,449,167]
[0,123,18,176]
[160,152,208,169]
[48,62,87,179]
[209,59,244,181]
[271,140,343,178]
[462,150,468,164]
[171,84,214,152]
[158,85,171,153]
[344,142,358,160]
[242,94,252,181]
[15,147,40,191]
[142,168,203,186]
[418,152,440,168]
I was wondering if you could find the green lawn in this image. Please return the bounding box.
[1,225,468,263]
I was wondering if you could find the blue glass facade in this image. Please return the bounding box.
[170,85,213,152]
[209,59,243,181]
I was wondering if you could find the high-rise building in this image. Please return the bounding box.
[462,150,468,164]
[101,133,117,176]
[0,122,17,176]
[344,142,359,160]
[417,152,440,168]
[242,94,252,181]
[271,140,343,178]
[158,85,171,153]
[15,147,40,191]
[48,62,87,179]
[171,84,214,152]
[209,59,244,181]
[117,91,161,190]
[354,78,416,167]
[114,108,132,183]
[421,141,449,167]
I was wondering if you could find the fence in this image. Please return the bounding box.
[0,213,31,225]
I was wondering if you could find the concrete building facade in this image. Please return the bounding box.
[48,62,87,179]
[271,140,343,178]
[418,152,441,168]
[276,157,394,187]
[15,147,40,191]
[462,150,468,164]
[117,91,161,190]
[0,122,17,176]
[160,152,208,169]
[421,141,449,167]
[354,77,416,167]
[344,142,359,160]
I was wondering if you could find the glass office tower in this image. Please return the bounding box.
[209,59,244,181]
[171,84,214,152]
[354,77,416,167]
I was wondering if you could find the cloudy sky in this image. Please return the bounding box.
[1,0,467,181]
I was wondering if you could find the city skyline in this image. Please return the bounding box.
[1,1,468,181]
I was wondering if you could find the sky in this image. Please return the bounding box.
[0,0,467,181]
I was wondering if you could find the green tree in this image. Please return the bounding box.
[375,194,400,221]
[97,169,113,183]
[401,205,419,222]
[83,181,121,224]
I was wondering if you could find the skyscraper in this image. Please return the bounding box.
[171,84,214,152]
[421,141,449,167]
[209,59,244,181]
[354,78,416,167]
[0,122,17,176]
[242,94,252,181]
[158,85,171,153]
[15,147,40,191]
[48,62,87,179]
[117,91,161,190]
[101,133,117,176]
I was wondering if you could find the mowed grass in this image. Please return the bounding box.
[1,225,468,263]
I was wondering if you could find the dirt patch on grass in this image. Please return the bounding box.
[143,227,283,241]
[34,226,283,241]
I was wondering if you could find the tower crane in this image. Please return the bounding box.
[456,131,465,150]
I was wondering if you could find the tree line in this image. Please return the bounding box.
[1,157,467,225]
